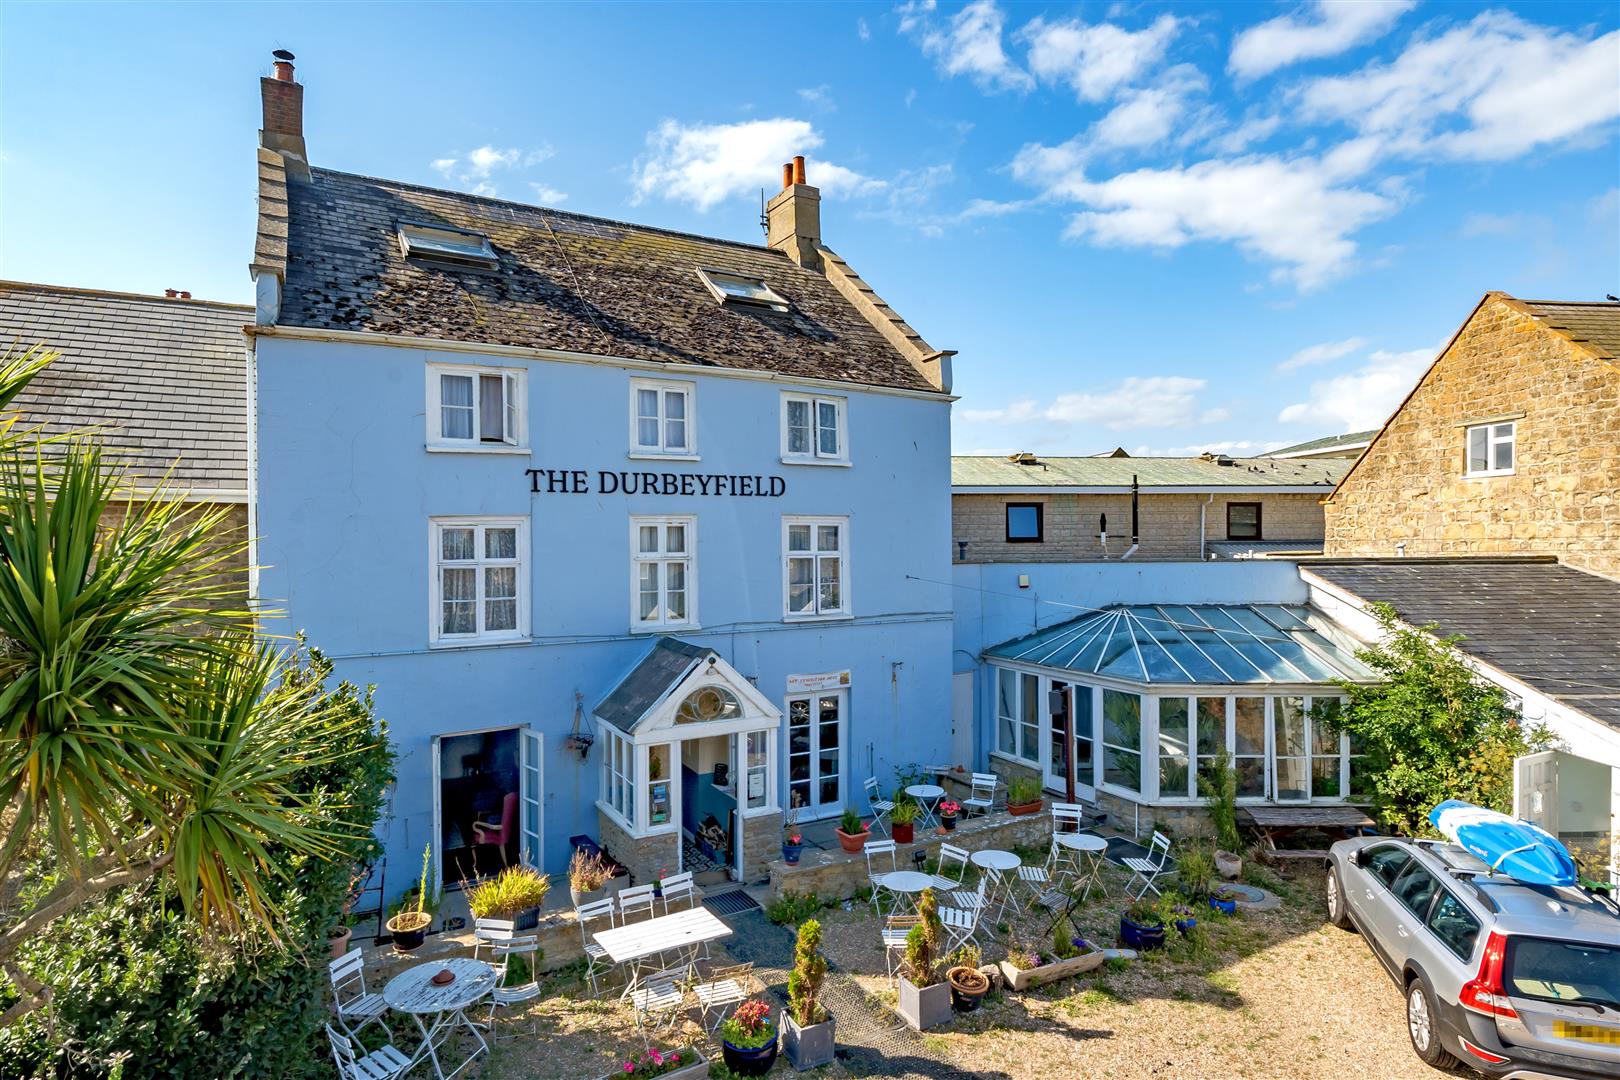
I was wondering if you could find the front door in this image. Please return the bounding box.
[787,690,845,819]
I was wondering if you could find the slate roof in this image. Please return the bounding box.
[1304,558,1620,731]
[951,455,1347,489]
[595,637,715,734]
[1517,299,1620,361]
[1,282,249,493]
[1265,430,1378,458]
[276,169,940,394]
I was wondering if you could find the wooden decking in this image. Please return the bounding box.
[1241,805,1376,861]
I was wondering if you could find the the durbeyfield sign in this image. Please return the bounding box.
[525,467,786,497]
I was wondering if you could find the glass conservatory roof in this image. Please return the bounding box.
[984,604,1375,686]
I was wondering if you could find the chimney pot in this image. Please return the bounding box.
[164,289,178,298]
[792,155,806,185]
[781,163,793,191]
[179,291,192,299]
[766,152,821,270]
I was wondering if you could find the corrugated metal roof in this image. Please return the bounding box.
[1264,430,1378,457]
[952,455,1347,489]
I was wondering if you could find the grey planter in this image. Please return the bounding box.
[781,1010,836,1070]
[897,977,952,1031]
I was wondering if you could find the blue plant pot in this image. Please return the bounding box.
[721,1031,779,1077]
[1208,895,1237,916]
[1119,916,1166,950]
[782,843,802,865]
[1174,915,1197,935]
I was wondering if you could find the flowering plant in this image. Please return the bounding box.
[938,799,961,817]
[616,1046,697,1077]
[785,833,802,845]
[719,998,775,1049]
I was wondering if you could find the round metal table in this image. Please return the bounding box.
[383,956,498,1080]
[1054,831,1109,902]
[879,869,936,912]
[905,783,946,828]
[971,848,1022,919]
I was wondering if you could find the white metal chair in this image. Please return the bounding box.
[864,839,898,913]
[948,873,988,915]
[692,962,754,1033]
[326,1023,411,1080]
[487,939,543,1042]
[659,871,698,914]
[881,915,921,981]
[629,965,689,1040]
[865,777,895,837]
[326,950,388,1040]
[1124,831,1173,899]
[576,897,618,996]
[940,901,980,954]
[472,917,536,962]
[1048,804,1087,879]
[618,882,659,922]
[1015,862,1051,910]
[962,772,999,817]
[930,843,969,892]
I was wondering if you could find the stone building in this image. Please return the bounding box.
[952,453,1346,564]
[1322,292,1620,581]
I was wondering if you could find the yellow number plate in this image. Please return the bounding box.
[1554,1020,1620,1044]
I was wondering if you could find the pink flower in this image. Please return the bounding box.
[651,1051,664,1065]
[668,1054,680,1065]
[623,1063,634,1073]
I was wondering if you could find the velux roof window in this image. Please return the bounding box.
[698,269,788,310]
[398,222,498,269]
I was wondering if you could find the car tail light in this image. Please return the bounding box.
[1459,931,1519,1021]
[1460,1038,1509,1065]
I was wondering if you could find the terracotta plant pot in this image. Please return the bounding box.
[327,925,352,959]
[1006,799,1044,817]
[892,822,914,844]
[835,827,870,854]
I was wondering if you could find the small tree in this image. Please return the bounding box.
[1325,603,1551,835]
[787,918,828,1027]
[903,888,943,987]
[1198,749,1241,853]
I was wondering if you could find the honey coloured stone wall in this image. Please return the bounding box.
[1323,295,1620,580]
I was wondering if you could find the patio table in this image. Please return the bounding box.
[383,956,497,1080]
[1054,831,1109,902]
[878,869,935,912]
[905,783,945,829]
[591,906,732,996]
[970,848,1021,920]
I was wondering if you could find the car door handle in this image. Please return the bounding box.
[1396,924,1409,938]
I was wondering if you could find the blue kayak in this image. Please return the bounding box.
[1429,800,1578,886]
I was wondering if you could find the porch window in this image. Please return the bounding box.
[603,728,633,824]
[1311,698,1345,798]
[1195,697,1225,793]
[745,730,769,811]
[631,517,696,629]
[1102,690,1142,793]
[1158,697,1190,797]
[647,744,673,826]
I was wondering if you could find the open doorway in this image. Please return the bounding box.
[434,727,537,889]
[680,735,737,885]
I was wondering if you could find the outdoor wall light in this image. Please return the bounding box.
[1017,574,1030,589]
[956,539,968,560]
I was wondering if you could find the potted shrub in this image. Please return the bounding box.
[719,998,778,1076]
[1119,897,1167,951]
[834,807,870,854]
[782,919,835,1070]
[466,864,551,931]
[1006,776,1043,816]
[593,1046,708,1080]
[945,943,990,1012]
[889,798,919,844]
[781,830,804,865]
[386,844,435,953]
[1199,750,1244,879]
[938,799,960,832]
[568,849,610,907]
[1208,884,1241,916]
[896,890,951,1031]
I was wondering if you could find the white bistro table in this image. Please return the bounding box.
[970,848,1021,920]
[905,784,946,829]
[1054,831,1109,901]
[383,956,498,1080]
[592,907,733,995]
[878,869,936,913]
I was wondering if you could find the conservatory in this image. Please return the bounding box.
[983,604,1377,814]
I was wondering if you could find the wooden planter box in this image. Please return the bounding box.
[998,949,1104,991]
[590,1046,707,1080]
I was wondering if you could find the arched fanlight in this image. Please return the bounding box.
[676,684,742,723]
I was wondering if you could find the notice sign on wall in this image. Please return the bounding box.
[526,467,786,498]
[786,670,851,693]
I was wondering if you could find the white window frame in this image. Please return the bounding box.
[628,378,698,459]
[425,363,527,452]
[780,393,849,465]
[428,516,530,647]
[1464,421,1515,477]
[629,516,698,631]
[782,516,850,620]
[599,727,635,830]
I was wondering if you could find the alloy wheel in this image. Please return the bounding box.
[1408,985,1432,1052]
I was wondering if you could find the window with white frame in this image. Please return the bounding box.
[784,517,847,617]
[745,730,770,811]
[781,394,847,463]
[1102,690,1142,793]
[630,378,695,456]
[601,728,633,823]
[1465,421,1515,476]
[427,364,524,448]
[993,667,1041,763]
[631,517,695,629]
[430,518,527,644]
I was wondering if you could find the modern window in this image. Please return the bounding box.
[1102,690,1142,793]
[630,378,695,457]
[647,743,673,827]
[782,394,847,464]
[1465,421,1515,477]
[698,268,788,310]
[429,518,527,645]
[993,667,1040,763]
[1226,502,1262,541]
[630,517,695,630]
[427,364,525,449]
[398,222,498,269]
[1005,502,1044,543]
[783,517,848,618]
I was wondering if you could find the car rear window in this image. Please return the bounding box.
[1367,847,1410,887]
[1425,892,1479,960]
[1392,863,1440,917]
[1505,938,1620,1009]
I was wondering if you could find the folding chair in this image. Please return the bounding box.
[1015,862,1051,910]
[948,873,987,915]
[961,772,999,818]
[1124,831,1173,900]
[629,965,688,1041]
[326,950,388,1040]
[881,915,921,981]
[865,777,895,837]
[575,897,618,997]
[472,917,536,962]
[692,962,755,1033]
[659,871,699,914]
[326,1023,411,1080]
[929,843,969,892]
[864,839,898,913]
[940,902,979,954]
[1048,804,1087,880]
[618,882,659,922]
[487,940,543,1042]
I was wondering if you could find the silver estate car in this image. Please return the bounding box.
[1326,835,1620,1080]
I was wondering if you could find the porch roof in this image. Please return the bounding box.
[594,637,715,734]
[984,604,1375,686]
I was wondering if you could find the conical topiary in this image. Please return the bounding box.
[787,918,828,1026]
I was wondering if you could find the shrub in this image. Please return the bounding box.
[1052,916,1080,960]
[787,919,828,1026]
[1176,844,1218,900]
[903,889,943,986]
[465,865,550,920]
[718,999,774,1049]
[1008,776,1042,805]
[765,890,822,926]
[839,807,867,835]
[1198,750,1241,853]
[568,849,610,893]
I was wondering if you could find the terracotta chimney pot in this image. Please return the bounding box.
[781,163,793,191]
[792,155,806,185]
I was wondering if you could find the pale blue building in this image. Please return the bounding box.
[247,61,955,893]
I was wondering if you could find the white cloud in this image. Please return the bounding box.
[1205,113,1283,154]
[798,85,836,112]
[1278,336,1367,371]
[1278,346,1433,429]
[529,183,568,204]
[1022,13,1180,102]
[858,16,871,42]
[1132,439,1289,456]
[1299,12,1620,163]
[959,376,1221,431]
[631,118,881,211]
[1092,65,1207,150]
[431,145,555,196]
[899,0,1034,92]
[1230,0,1415,80]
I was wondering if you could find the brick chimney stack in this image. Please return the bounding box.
[766,154,821,271]
[260,49,309,179]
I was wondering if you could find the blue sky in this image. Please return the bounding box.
[2,1,1615,455]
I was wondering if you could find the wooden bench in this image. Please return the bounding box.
[1242,805,1375,863]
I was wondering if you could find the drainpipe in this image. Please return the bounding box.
[1199,493,1215,560]
[1119,475,1141,560]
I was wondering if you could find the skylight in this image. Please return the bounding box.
[698,269,787,310]
[398,222,498,269]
